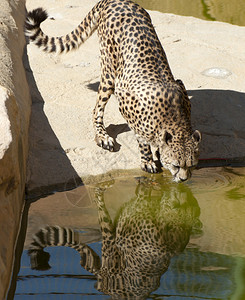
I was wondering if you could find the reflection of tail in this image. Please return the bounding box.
[25,3,100,53]
[28,226,101,273]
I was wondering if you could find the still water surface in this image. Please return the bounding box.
[135,0,245,26]
[14,167,245,299]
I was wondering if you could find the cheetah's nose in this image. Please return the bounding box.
[179,177,188,182]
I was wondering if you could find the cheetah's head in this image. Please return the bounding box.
[158,130,201,182]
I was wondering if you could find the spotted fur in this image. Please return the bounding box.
[25,0,201,182]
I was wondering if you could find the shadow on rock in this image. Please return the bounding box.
[86,81,100,92]
[105,123,131,152]
[189,89,245,163]
[23,48,83,200]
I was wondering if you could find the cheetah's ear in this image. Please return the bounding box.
[176,79,186,90]
[192,130,201,143]
[163,131,173,145]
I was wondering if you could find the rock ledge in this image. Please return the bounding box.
[0,0,31,298]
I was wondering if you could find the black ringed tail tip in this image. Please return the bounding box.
[25,7,48,31]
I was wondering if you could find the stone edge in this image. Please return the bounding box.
[0,0,31,298]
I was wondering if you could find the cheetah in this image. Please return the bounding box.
[25,0,201,182]
[28,178,201,298]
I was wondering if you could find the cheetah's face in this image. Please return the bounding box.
[159,130,201,182]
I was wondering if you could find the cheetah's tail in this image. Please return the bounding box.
[28,226,101,273]
[25,4,100,53]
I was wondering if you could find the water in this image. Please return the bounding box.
[13,167,245,299]
[135,0,245,26]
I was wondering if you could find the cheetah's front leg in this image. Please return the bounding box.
[94,182,115,247]
[93,78,115,152]
[137,139,159,173]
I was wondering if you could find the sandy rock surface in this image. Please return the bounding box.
[25,0,245,197]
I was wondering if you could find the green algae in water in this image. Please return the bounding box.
[135,0,245,26]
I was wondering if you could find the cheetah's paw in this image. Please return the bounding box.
[141,160,159,173]
[95,134,115,152]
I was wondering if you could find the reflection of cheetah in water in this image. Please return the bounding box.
[28,179,201,298]
[25,0,201,182]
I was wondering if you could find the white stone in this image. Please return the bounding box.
[201,67,232,78]
[0,87,12,160]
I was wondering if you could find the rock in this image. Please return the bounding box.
[0,87,12,159]
[0,0,31,298]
